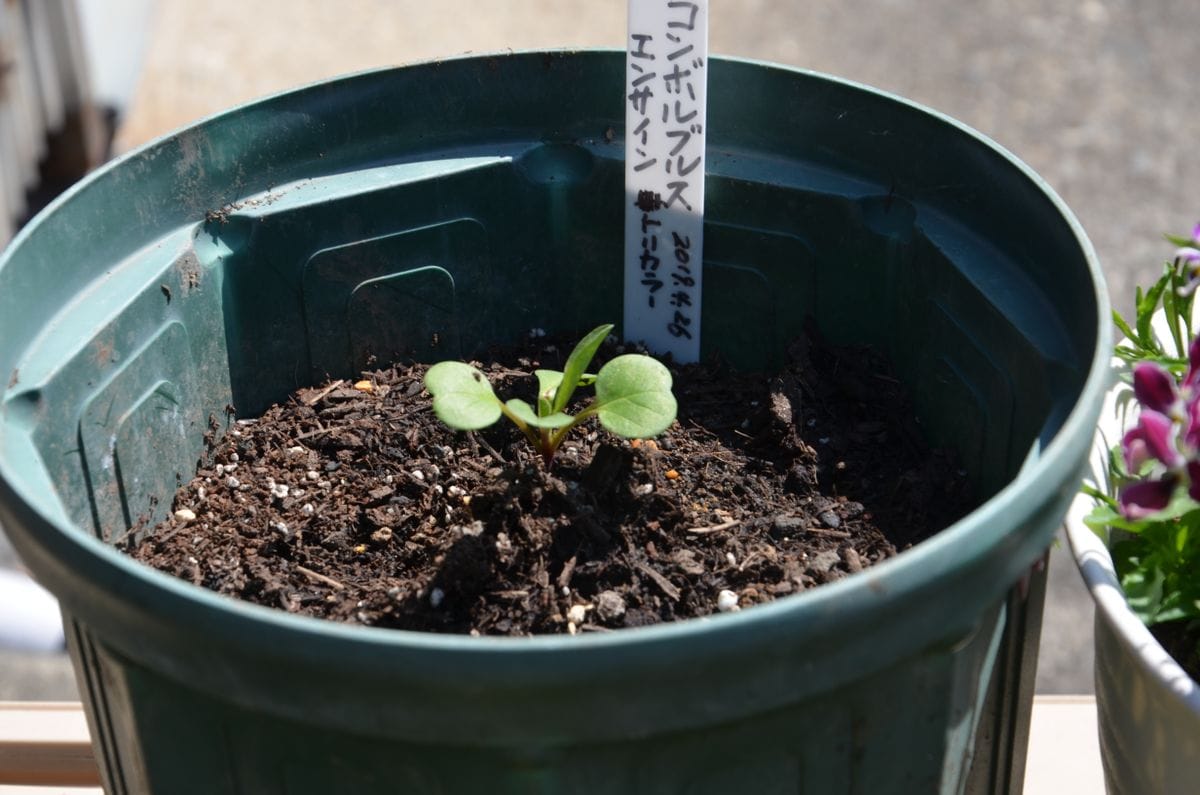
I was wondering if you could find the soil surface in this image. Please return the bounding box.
[125,327,974,636]
[1151,622,1200,683]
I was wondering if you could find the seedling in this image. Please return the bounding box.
[424,324,677,464]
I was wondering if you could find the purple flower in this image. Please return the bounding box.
[1189,335,1200,388]
[1177,255,1200,298]
[1126,410,1185,469]
[1134,363,1181,416]
[1188,398,1200,451]
[1122,425,1152,473]
[1119,409,1190,516]
[1132,340,1200,417]
[1119,339,1200,518]
[1175,222,1200,296]
[1120,475,1177,519]
[1116,225,1200,517]
[1178,248,1200,296]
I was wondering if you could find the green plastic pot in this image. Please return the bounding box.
[0,52,1108,794]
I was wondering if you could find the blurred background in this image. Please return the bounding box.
[1,0,1196,700]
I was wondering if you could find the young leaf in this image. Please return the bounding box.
[1084,502,1141,533]
[1181,293,1196,346]
[1114,544,1166,624]
[423,361,502,430]
[534,369,564,416]
[504,399,574,429]
[552,323,613,414]
[1135,275,1169,353]
[592,354,677,438]
[1162,277,1187,358]
[1079,482,1118,509]
[1112,310,1137,347]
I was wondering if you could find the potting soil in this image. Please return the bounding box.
[125,326,974,635]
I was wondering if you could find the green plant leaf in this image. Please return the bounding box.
[423,361,502,430]
[1079,482,1118,509]
[1114,543,1166,624]
[1112,310,1137,346]
[535,369,563,415]
[1162,274,1189,358]
[1181,293,1196,346]
[592,354,677,438]
[1135,274,1170,352]
[1104,504,1200,627]
[552,323,613,413]
[1084,502,1140,533]
[504,399,574,429]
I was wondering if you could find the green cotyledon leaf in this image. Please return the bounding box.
[423,361,502,430]
[592,354,677,438]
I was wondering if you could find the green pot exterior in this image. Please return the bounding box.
[0,52,1109,793]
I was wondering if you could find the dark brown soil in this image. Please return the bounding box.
[1151,621,1200,682]
[124,327,974,636]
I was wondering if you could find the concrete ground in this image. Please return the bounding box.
[4,0,1198,700]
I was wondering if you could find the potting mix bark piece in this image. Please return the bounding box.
[125,329,974,636]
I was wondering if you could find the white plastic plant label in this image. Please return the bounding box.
[624,0,709,363]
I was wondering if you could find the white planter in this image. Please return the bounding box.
[1064,367,1200,793]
